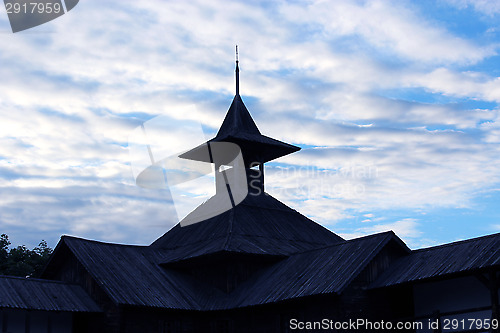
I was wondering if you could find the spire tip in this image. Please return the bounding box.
[235,45,239,95]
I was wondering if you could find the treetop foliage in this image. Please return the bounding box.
[0,234,53,278]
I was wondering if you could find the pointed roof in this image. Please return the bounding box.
[209,95,300,164]
[180,57,300,165]
[165,58,328,261]
[216,94,260,137]
[181,95,300,164]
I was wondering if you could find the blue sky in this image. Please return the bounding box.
[0,0,500,249]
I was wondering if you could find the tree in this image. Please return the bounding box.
[31,239,53,276]
[0,234,10,272]
[0,234,53,277]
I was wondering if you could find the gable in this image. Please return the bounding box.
[371,232,500,288]
[212,231,410,309]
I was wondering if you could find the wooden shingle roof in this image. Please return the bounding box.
[54,237,212,310]
[44,231,406,311]
[220,231,408,309]
[371,232,500,288]
[0,275,101,312]
[151,193,344,264]
[180,94,300,164]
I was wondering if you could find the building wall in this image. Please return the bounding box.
[111,240,412,333]
[0,309,72,333]
[413,275,492,333]
[113,282,412,333]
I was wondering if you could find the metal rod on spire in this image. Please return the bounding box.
[235,45,239,95]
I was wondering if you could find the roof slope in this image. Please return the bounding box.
[181,95,300,164]
[151,193,344,263]
[0,275,101,312]
[44,228,500,311]
[57,236,222,310]
[219,231,405,309]
[371,232,500,288]
[216,94,261,137]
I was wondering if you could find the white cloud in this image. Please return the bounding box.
[444,0,500,15]
[279,0,496,64]
[0,0,499,248]
[410,68,500,102]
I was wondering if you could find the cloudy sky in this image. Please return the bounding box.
[1,0,500,249]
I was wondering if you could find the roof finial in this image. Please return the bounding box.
[235,45,239,96]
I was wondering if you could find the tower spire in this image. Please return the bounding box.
[235,45,239,95]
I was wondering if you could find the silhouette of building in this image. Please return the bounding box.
[0,58,498,333]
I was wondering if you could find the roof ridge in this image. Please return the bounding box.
[0,275,79,286]
[62,235,148,248]
[286,231,395,256]
[150,234,231,251]
[230,233,339,245]
[412,231,500,253]
[158,232,340,251]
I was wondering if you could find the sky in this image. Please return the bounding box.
[1,0,500,250]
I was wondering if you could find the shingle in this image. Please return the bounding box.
[60,237,212,310]
[0,276,101,312]
[180,94,300,164]
[371,232,500,288]
[47,231,405,311]
[223,231,403,309]
[151,193,344,264]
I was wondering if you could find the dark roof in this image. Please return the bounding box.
[217,94,261,138]
[180,95,300,164]
[371,232,500,288]
[43,231,405,311]
[219,231,407,309]
[53,236,213,310]
[151,193,344,263]
[0,275,101,312]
